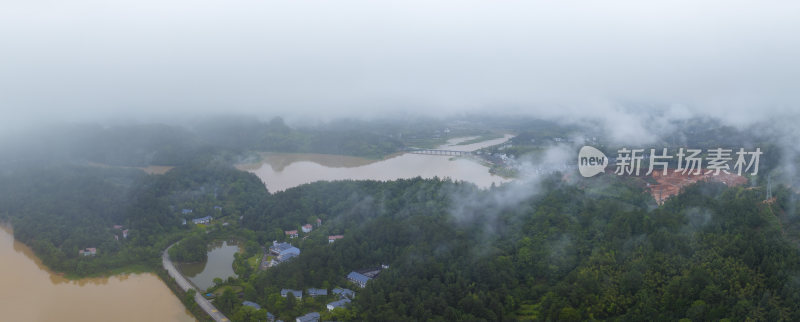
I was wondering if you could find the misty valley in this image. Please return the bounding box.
[3,2,800,321]
[1,115,799,322]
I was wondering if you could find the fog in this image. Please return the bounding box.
[2,0,799,130]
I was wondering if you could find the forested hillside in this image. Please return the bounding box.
[0,162,267,276]
[240,176,800,321]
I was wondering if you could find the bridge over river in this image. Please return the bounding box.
[406,148,473,156]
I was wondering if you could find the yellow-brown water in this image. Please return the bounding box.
[241,135,513,192]
[0,226,195,322]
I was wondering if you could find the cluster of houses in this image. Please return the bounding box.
[285,219,323,239]
[276,286,356,321]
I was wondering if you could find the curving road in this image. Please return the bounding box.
[163,243,229,322]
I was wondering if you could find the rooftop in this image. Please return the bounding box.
[307,288,327,296]
[296,312,320,322]
[327,298,351,310]
[242,301,261,310]
[347,271,371,284]
[281,289,303,298]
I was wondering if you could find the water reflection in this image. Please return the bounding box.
[179,240,241,291]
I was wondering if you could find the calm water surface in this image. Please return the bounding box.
[243,135,513,192]
[178,240,240,291]
[0,226,195,322]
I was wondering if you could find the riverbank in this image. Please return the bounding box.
[0,226,195,321]
[164,242,229,322]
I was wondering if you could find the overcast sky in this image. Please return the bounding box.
[1,0,799,127]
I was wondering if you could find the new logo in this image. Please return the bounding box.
[578,146,608,177]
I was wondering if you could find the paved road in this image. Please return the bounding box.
[163,243,229,322]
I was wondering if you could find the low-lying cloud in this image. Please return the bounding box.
[1,0,799,128]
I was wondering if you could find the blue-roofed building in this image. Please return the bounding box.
[182,209,193,214]
[296,312,320,322]
[347,271,371,288]
[306,288,327,297]
[332,287,355,299]
[267,312,275,321]
[281,289,303,299]
[326,298,351,311]
[192,216,212,224]
[242,301,262,310]
[270,241,300,263]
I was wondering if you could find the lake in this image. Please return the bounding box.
[0,226,195,322]
[241,135,513,192]
[178,240,241,291]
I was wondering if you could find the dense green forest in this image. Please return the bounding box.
[0,161,267,276]
[2,119,800,321]
[227,175,799,321]
[3,154,799,321]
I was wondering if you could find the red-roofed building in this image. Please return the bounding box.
[328,235,344,243]
[302,224,313,233]
[285,230,298,238]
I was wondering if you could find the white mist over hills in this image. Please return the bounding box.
[1,0,798,130]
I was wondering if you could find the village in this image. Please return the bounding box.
[165,205,388,322]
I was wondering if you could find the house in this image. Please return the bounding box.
[316,218,322,226]
[242,301,261,310]
[270,241,300,263]
[270,241,299,256]
[281,289,303,299]
[192,216,212,224]
[296,312,320,322]
[214,206,223,211]
[182,218,187,225]
[328,235,344,243]
[307,288,327,297]
[285,230,298,238]
[113,225,123,230]
[326,298,351,311]
[182,209,193,214]
[357,266,386,279]
[302,224,313,233]
[267,312,275,322]
[122,229,129,239]
[347,271,371,288]
[114,235,118,241]
[332,287,355,299]
[79,248,97,256]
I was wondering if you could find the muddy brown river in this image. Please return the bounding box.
[0,226,195,322]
